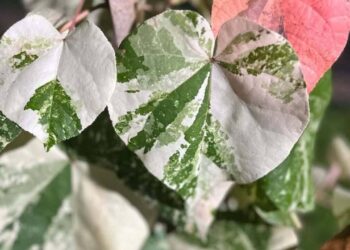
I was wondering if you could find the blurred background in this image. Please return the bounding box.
[0,0,349,249]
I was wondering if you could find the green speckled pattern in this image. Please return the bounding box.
[0,112,22,152]
[25,80,82,150]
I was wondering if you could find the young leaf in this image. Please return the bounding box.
[108,0,137,46]
[0,139,72,250]
[0,112,22,152]
[257,70,333,213]
[0,15,116,150]
[211,0,350,92]
[108,10,309,235]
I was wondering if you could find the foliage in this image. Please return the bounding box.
[0,0,348,249]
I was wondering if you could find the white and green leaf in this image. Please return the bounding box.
[0,15,116,150]
[0,138,152,250]
[0,112,22,152]
[0,139,72,250]
[108,10,309,234]
[257,71,332,213]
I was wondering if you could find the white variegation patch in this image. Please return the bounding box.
[0,139,70,250]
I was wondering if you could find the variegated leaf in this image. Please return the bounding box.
[0,139,72,250]
[108,10,309,235]
[0,15,116,150]
[0,138,152,250]
[211,0,350,92]
[0,112,22,152]
[257,70,332,213]
[63,111,185,210]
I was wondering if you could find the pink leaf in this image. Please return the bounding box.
[212,0,350,92]
[108,0,136,46]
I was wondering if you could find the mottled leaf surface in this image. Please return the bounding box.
[0,112,22,152]
[257,71,332,213]
[0,15,116,150]
[108,10,308,235]
[211,0,350,92]
[0,139,72,250]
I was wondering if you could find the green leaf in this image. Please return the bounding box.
[24,80,82,150]
[257,71,332,214]
[108,10,309,235]
[0,112,22,152]
[0,15,116,149]
[299,205,339,250]
[0,139,72,250]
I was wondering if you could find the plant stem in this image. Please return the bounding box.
[71,0,86,30]
[59,2,109,33]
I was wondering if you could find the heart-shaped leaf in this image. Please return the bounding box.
[0,15,116,150]
[108,10,309,235]
[211,0,350,92]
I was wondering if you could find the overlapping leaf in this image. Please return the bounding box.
[0,138,152,250]
[0,139,72,250]
[0,15,116,150]
[211,0,350,92]
[109,0,137,46]
[108,10,309,235]
[0,112,22,152]
[257,70,332,214]
[63,111,184,210]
